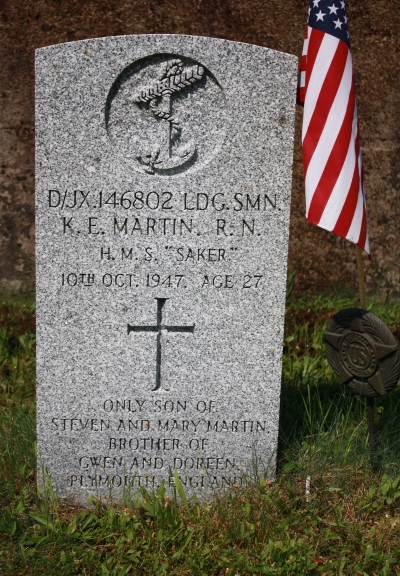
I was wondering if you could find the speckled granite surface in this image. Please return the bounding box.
[36,35,297,504]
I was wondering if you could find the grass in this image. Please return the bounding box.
[1,289,400,575]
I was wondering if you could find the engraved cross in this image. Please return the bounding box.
[128,298,195,391]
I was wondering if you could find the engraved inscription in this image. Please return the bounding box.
[49,395,271,497]
[47,189,279,212]
[69,473,244,491]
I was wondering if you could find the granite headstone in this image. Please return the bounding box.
[36,35,297,503]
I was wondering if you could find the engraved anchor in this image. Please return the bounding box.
[134,59,205,174]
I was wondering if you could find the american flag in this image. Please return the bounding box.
[299,0,370,253]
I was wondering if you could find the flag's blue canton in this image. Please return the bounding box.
[308,0,350,46]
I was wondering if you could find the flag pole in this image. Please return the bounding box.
[356,244,377,465]
[356,245,367,309]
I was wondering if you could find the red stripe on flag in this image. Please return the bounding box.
[303,28,324,99]
[303,40,349,176]
[332,160,359,237]
[332,117,361,237]
[308,76,356,223]
[305,28,324,81]
[298,85,306,105]
[297,26,310,105]
[358,208,368,250]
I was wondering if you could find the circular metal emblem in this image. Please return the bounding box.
[324,308,400,397]
[340,332,377,378]
[105,53,227,176]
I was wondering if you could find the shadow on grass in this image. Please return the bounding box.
[278,380,400,481]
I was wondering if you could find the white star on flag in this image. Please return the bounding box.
[313,0,321,7]
[334,18,343,28]
[340,0,345,8]
[315,10,326,21]
[328,4,339,14]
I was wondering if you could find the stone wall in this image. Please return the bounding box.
[1,0,399,295]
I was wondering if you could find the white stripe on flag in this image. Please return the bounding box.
[302,33,340,137]
[305,51,353,213]
[346,111,365,243]
[346,184,364,243]
[318,101,358,229]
